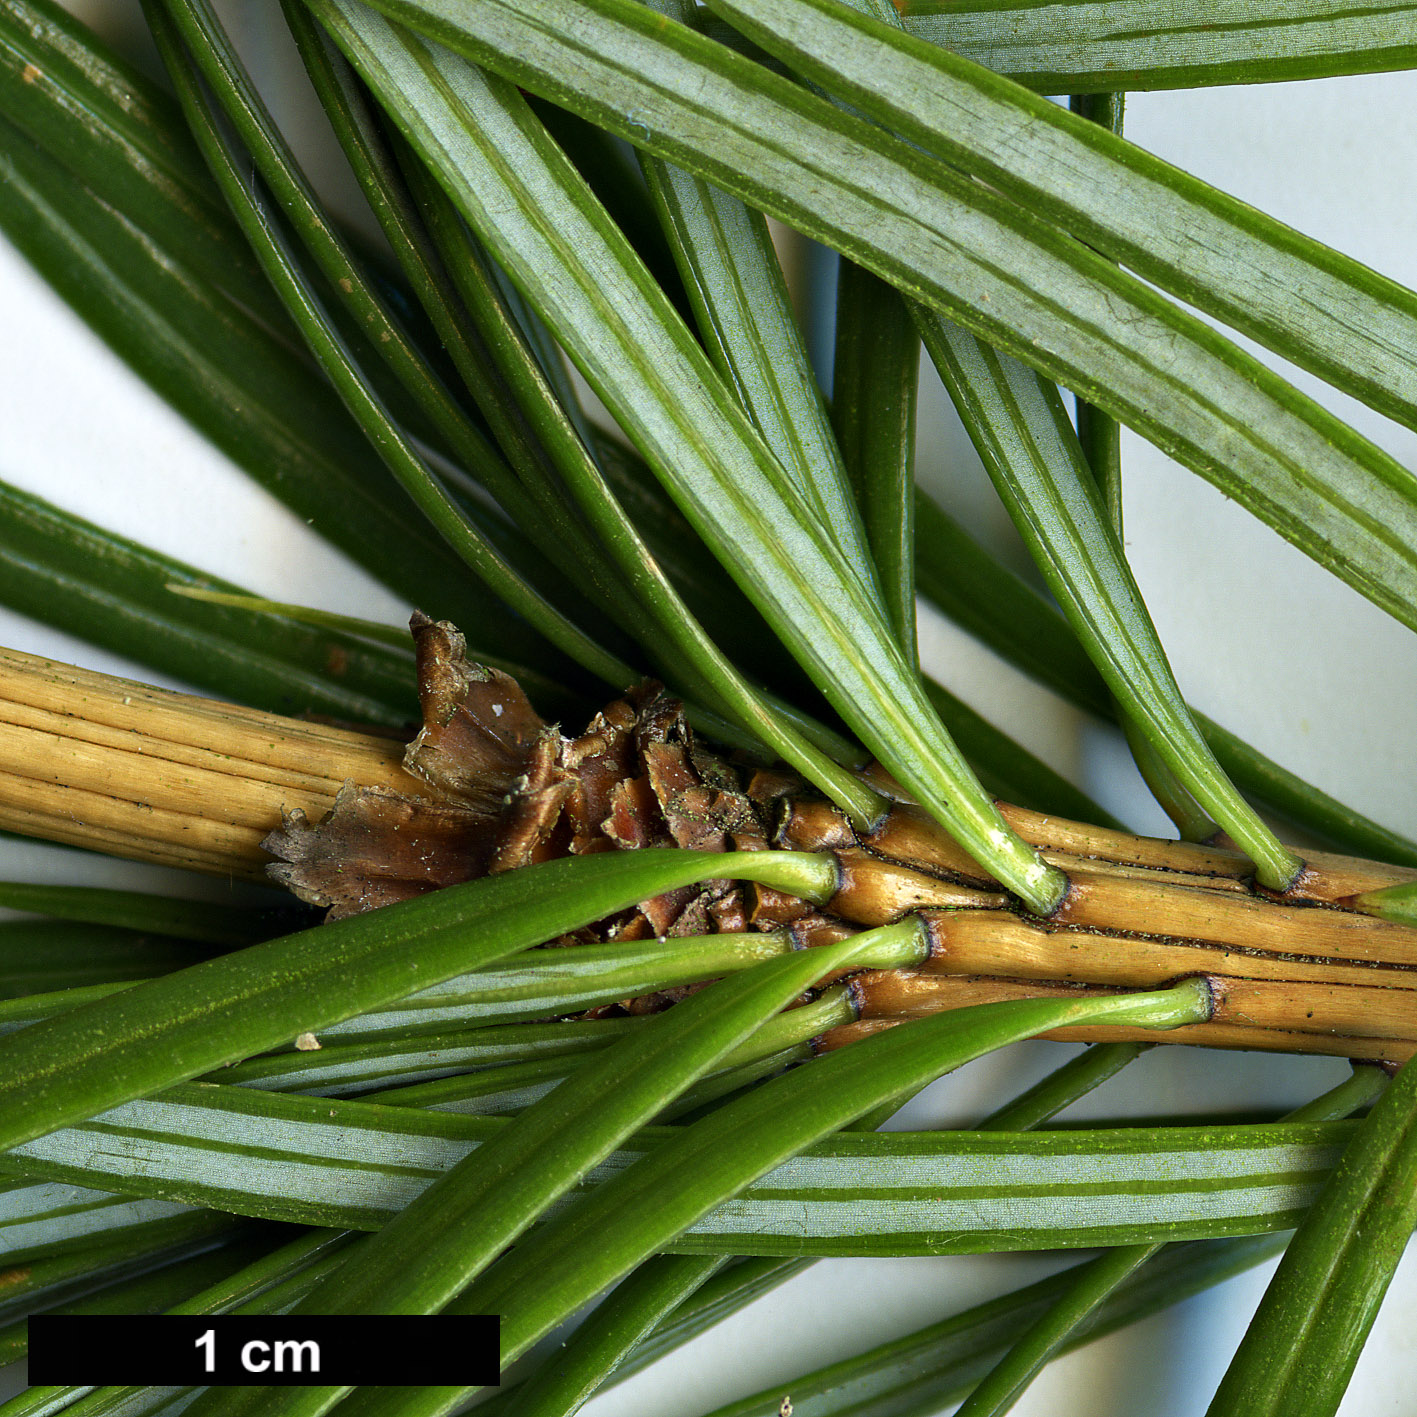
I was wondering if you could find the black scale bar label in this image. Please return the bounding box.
[29,1315,500,1386]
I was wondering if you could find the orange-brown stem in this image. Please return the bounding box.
[3,635,1417,1061]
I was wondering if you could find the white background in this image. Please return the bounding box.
[5,5,1417,1413]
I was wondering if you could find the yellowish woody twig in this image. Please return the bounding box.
[3,643,1417,1061]
[0,644,418,878]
